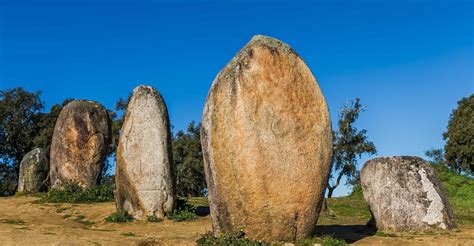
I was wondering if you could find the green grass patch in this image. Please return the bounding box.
[105,211,134,223]
[38,181,114,204]
[1,219,26,225]
[14,192,40,197]
[186,197,209,207]
[297,235,347,246]
[197,231,269,245]
[318,194,371,225]
[72,215,95,226]
[63,214,72,219]
[121,232,136,237]
[166,207,197,222]
[166,198,199,222]
[147,214,163,223]
[432,163,474,225]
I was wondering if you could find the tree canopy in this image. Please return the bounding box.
[172,121,206,197]
[443,94,474,175]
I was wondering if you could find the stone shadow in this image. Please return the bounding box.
[195,206,210,216]
[314,224,376,244]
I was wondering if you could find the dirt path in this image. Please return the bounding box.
[0,196,473,245]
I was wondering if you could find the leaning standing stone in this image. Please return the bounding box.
[49,100,111,188]
[201,35,333,241]
[115,85,175,219]
[361,156,457,232]
[17,148,49,193]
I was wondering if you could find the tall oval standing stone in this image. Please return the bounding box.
[201,35,333,241]
[50,100,111,188]
[361,156,457,232]
[18,148,49,193]
[115,85,175,219]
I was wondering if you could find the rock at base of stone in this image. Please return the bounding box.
[17,148,49,193]
[115,85,175,220]
[361,156,457,233]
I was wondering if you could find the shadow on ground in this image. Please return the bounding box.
[195,206,210,216]
[315,224,376,244]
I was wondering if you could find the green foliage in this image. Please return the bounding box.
[166,197,198,222]
[432,163,474,224]
[0,88,44,195]
[147,214,163,223]
[167,207,198,222]
[327,98,377,198]
[443,94,474,175]
[0,87,44,167]
[173,121,206,197]
[120,232,136,237]
[0,163,17,197]
[39,181,114,203]
[196,231,269,245]
[297,235,347,246]
[105,211,134,223]
[425,148,446,165]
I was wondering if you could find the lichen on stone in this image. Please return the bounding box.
[418,168,446,229]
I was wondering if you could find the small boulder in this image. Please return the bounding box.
[17,148,49,193]
[360,156,457,232]
[49,100,111,188]
[201,35,333,241]
[115,85,175,219]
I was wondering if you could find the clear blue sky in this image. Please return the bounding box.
[1,0,472,196]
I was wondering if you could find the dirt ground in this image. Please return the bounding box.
[0,196,473,245]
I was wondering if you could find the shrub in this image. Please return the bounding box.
[39,181,114,203]
[166,197,198,222]
[196,231,268,245]
[147,214,163,223]
[166,207,197,222]
[105,211,134,223]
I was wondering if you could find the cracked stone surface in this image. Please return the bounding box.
[361,156,457,232]
[115,85,175,220]
[50,100,111,189]
[18,148,49,193]
[201,35,333,241]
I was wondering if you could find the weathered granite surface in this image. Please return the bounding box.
[201,35,333,241]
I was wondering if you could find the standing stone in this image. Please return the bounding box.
[50,100,111,188]
[17,148,49,193]
[361,156,457,232]
[201,35,333,241]
[115,85,175,219]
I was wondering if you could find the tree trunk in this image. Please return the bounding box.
[327,170,344,199]
[327,186,335,198]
